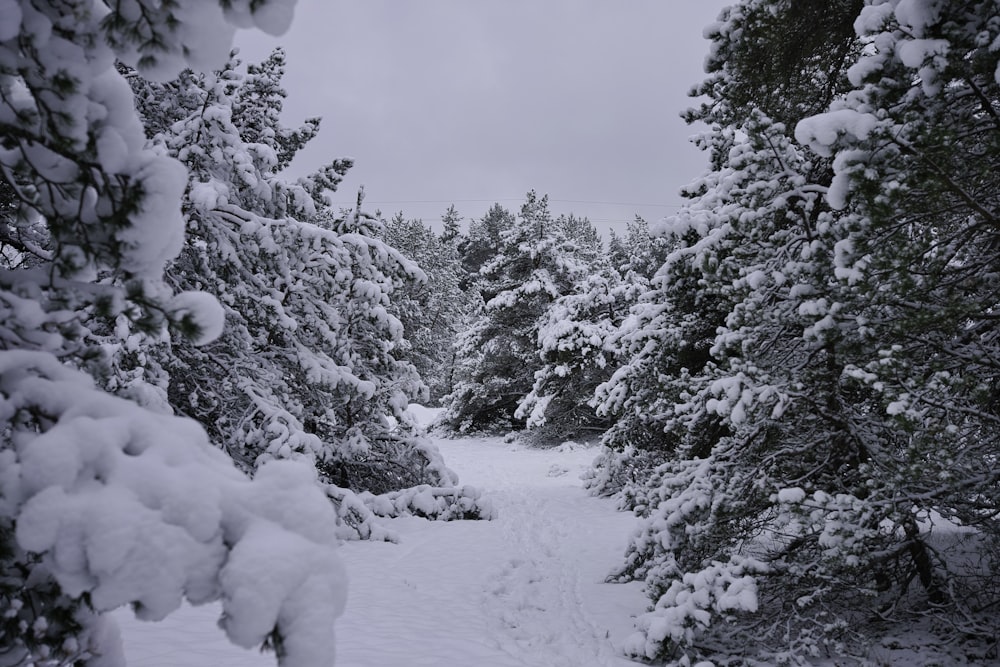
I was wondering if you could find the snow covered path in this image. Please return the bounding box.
[115,432,647,666]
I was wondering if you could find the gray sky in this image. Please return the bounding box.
[237,1,729,236]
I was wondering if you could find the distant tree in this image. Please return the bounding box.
[620,216,672,281]
[458,203,515,296]
[444,192,589,433]
[516,271,620,443]
[556,213,602,267]
[606,229,629,273]
[514,214,618,443]
[440,204,462,245]
[382,213,477,403]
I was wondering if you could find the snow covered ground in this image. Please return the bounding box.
[114,411,647,666]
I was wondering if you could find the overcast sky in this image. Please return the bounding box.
[237,1,730,236]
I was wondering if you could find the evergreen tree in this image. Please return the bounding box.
[515,216,618,443]
[794,0,1000,641]
[603,1,1000,662]
[555,213,602,268]
[605,229,629,273]
[515,271,620,443]
[439,203,462,246]
[587,213,708,497]
[0,4,348,665]
[589,210,732,502]
[231,48,322,172]
[457,203,515,296]
[127,52,456,497]
[444,192,587,433]
[617,216,671,281]
[382,212,477,403]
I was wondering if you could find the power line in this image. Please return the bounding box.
[378,215,668,230]
[330,198,686,209]
[546,199,684,208]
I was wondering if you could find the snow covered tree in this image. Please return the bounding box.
[514,215,620,444]
[439,203,462,246]
[604,1,1000,663]
[230,48,322,172]
[444,192,589,434]
[126,52,459,499]
[580,215,679,494]
[555,213,602,268]
[515,270,620,444]
[457,202,515,296]
[614,112,867,664]
[589,206,736,499]
[600,2,869,658]
[617,216,672,282]
[381,212,477,403]
[791,0,1000,646]
[606,230,628,273]
[0,2,349,666]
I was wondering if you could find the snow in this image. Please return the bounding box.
[169,290,226,345]
[893,0,945,34]
[854,2,894,37]
[896,38,949,68]
[794,109,879,157]
[776,487,806,504]
[3,351,346,667]
[118,154,188,277]
[405,403,444,426]
[886,398,908,415]
[0,0,21,42]
[114,417,648,666]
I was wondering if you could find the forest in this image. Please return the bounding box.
[2,0,998,665]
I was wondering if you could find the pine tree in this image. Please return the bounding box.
[515,271,620,443]
[794,0,1000,642]
[457,202,515,296]
[515,216,617,443]
[605,229,629,273]
[127,53,456,498]
[606,1,1000,662]
[444,192,588,433]
[589,206,733,502]
[231,48,322,171]
[381,212,476,403]
[555,213,602,268]
[440,204,462,246]
[617,216,671,282]
[0,4,348,665]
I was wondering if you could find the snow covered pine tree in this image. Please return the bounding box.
[597,0,1000,663]
[515,214,619,445]
[444,192,593,435]
[124,49,489,538]
[380,211,477,404]
[0,2,350,666]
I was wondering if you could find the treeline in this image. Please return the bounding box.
[378,194,672,446]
